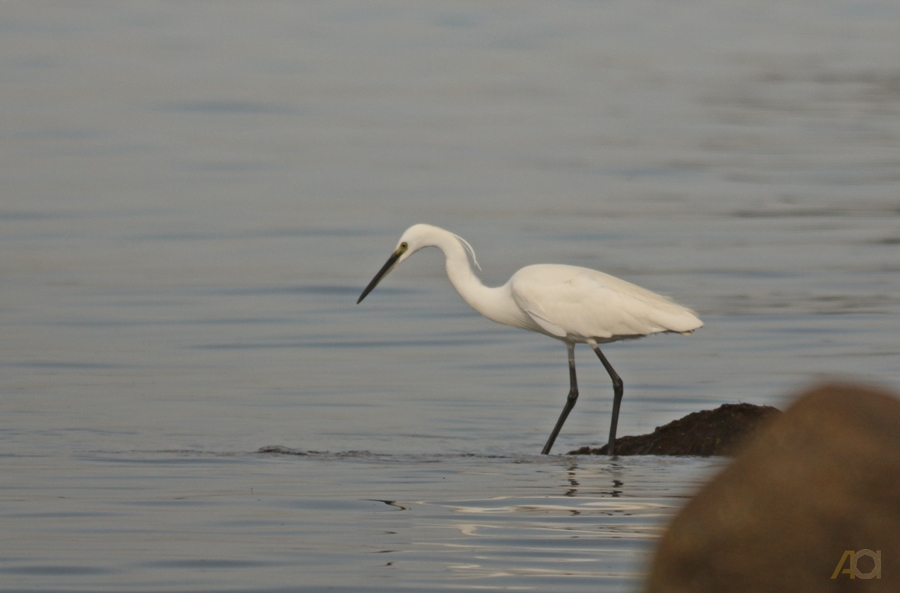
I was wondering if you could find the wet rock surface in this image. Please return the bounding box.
[569,402,781,456]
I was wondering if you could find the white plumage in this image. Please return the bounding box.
[358,224,702,455]
[510,264,701,342]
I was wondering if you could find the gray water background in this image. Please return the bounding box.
[2,1,899,591]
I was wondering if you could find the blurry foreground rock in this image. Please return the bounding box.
[570,403,781,456]
[646,383,900,593]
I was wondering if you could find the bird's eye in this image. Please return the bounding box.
[400,242,408,249]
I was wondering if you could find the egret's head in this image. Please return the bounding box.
[356,225,431,304]
[357,224,478,304]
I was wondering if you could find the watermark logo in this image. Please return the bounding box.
[831,549,881,580]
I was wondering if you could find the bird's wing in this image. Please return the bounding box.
[511,265,701,341]
[521,307,568,338]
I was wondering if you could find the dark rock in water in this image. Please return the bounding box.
[645,383,900,593]
[569,402,781,456]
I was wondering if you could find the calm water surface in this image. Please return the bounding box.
[2,1,899,591]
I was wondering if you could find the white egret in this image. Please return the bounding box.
[357,224,703,455]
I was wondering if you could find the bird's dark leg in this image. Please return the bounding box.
[542,342,578,455]
[592,345,624,456]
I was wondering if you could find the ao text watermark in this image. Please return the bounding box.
[831,549,881,580]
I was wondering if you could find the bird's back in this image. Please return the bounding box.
[508,264,703,343]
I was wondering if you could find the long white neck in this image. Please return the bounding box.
[425,229,523,328]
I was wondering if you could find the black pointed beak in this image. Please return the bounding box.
[357,246,406,304]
